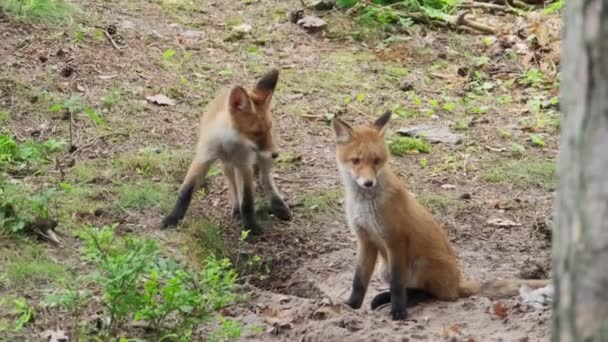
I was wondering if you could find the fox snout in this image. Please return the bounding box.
[351,168,377,189]
[256,134,279,160]
[355,176,376,188]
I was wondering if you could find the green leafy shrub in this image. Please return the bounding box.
[336,0,458,30]
[0,134,64,172]
[0,181,57,235]
[71,224,242,340]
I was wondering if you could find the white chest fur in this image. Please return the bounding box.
[340,170,386,237]
[346,196,383,234]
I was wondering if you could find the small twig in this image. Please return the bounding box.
[475,0,535,10]
[69,110,74,151]
[346,104,376,119]
[451,11,496,35]
[457,1,521,14]
[484,145,507,152]
[33,229,80,253]
[55,157,65,181]
[70,132,129,155]
[104,30,121,50]
[300,114,324,119]
[274,176,306,184]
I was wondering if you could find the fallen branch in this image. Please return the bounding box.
[365,3,496,35]
[451,11,496,35]
[347,104,376,119]
[475,0,536,10]
[70,132,129,155]
[458,1,522,14]
[104,29,122,50]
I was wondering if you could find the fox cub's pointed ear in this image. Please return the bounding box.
[252,69,279,105]
[332,118,353,144]
[374,110,392,135]
[228,86,251,113]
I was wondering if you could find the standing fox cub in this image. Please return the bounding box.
[332,111,549,320]
[162,69,291,235]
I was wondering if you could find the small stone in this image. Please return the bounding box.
[457,66,469,77]
[297,16,327,32]
[60,64,75,77]
[39,55,48,63]
[289,10,304,24]
[107,24,117,35]
[520,263,547,280]
[233,23,253,33]
[399,80,414,92]
[312,0,335,11]
[181,30,204,38]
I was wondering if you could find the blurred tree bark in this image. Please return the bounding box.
[553,0,608,340]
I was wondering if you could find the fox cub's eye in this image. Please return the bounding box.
[352,158,361,165]
[373,158,381,165]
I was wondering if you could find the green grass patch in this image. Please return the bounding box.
[1,243,65,286]
[328,51,375,65]
[388,136,431,156]
[116,182,171,210]
[417,194,459,212]
[67,161,106,183]
[113,148,191,180]
[1,181,58,235]
[281,69,368,100]
[57,183,107,217]
[299,188,342,216]
[0,0,76,23]
[483,159,556,188]
[188,220,229,259]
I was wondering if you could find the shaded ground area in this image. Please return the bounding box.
[0,0,560,340]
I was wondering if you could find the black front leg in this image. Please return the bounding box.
[240,186,262,236]
[161,184,194,229]
[345,268,367,309]
[390,265,407,320]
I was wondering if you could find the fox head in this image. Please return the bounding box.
[228,69,280,159]
[332,111,392,189]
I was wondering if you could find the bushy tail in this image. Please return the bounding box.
[459,278,551,299]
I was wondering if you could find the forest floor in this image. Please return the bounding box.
[0,0,561,341]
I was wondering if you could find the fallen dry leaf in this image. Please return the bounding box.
[492,301,509,319]
[233,23,253,34]
[42,329,69,342]
[297,16,327,31]
[260,306,296,329]
[440,323,462,338]
[487,218,521,227]
[145,94,176,106]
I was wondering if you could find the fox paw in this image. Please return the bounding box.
[160,215,180,230]
[231,206,240,219]
[391,308,407,321]
[270,196,291,221]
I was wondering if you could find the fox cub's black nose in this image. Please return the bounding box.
[364,180,374,188]
[272,152,279,159]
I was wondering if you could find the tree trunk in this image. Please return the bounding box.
[554,0,608,340]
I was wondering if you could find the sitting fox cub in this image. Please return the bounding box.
[332,111,549,320]
[162,69,291,235]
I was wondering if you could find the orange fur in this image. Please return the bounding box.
[161,69,291,234]
[333,112,550,320]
